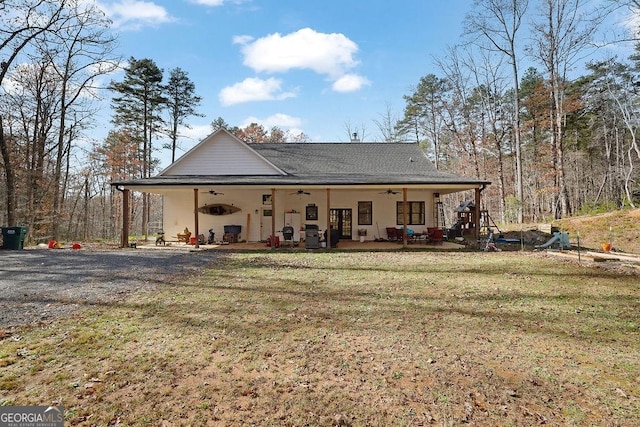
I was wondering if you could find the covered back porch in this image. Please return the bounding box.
[115,183,485,250]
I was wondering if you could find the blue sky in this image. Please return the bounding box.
[96,0,471,166]
[96,0,635,168]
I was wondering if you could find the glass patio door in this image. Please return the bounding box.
[330,208,352,240]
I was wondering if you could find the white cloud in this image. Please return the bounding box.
[190,0,225,5]
[232,35,254,45]
[623,8,640,38]
[331,73,371,93]
[237,28,359,77]
[98,0,173,30]
[179,124,214,141]
[218,77,296,106]
[241,113,302,129]
[240,114,306,141]
[233,28,370,93]
[1,74,21,96]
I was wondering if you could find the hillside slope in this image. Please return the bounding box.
[553,209,640,255]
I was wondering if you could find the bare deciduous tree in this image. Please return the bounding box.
[1,0,68,226]
[1,0,118,241]
[343,121,367,142]
[529,0,610,217]
[373,103,404,143]
[465,0,529,222]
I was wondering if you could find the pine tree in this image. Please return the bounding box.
[109,57,165,239]
[165,67,202,163]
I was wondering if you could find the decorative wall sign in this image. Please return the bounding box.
[306,204,318,221]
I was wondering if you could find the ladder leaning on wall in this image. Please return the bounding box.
[436,201,446,229]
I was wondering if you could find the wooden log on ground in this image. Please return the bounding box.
[585,251,640,263]
[544,251,586,261]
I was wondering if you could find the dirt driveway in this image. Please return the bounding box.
[0,248,217,328]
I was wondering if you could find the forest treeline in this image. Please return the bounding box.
[1,0,640,244]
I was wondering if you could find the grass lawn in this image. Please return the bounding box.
[1,251,639,426]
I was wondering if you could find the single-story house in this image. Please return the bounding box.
[111,129,490,248]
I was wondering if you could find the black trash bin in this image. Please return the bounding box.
[1,226,28,250]
[323,228,340,248]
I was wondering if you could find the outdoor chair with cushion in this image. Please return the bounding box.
[386,227,400,241]
[428,227,445,244]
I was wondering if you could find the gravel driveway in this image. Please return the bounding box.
[0,248,219,328]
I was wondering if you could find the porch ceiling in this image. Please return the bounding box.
[112,175,490,194]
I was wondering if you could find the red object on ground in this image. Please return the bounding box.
[72,243,82,250]
[267,236,280,248]
[189,236,196,245]
[48,240,57,249]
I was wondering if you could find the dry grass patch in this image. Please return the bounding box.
[1,251,639,426]
[554,208,640,254]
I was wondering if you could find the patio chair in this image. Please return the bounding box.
[428,227,444,244]
[177,227,191,243]
[386,227,400,241]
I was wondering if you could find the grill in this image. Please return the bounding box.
[305,224,319,249]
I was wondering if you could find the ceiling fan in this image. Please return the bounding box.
[379,189,400,195]
[290,189,311,196]
[201,189,224,195]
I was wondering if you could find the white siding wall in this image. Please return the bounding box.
[162,189,439,243]
[162,133,281,176]
[276,189,437,240]
[163,189,268,242]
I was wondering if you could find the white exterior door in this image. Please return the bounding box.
[260,208,273,241]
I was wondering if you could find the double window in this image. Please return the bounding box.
[396,201,425,225]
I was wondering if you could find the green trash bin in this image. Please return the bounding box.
[1,226,28,250]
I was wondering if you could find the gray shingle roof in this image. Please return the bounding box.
[252,142,486,184]
[112,142,490,187]
[254,143,433,176]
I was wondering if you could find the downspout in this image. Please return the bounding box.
[115,186,129,248]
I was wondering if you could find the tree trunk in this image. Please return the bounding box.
[0,117,17,225]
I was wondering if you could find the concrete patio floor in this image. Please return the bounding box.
[136,239,466,251]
